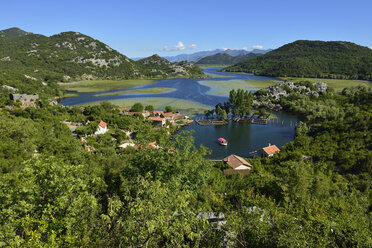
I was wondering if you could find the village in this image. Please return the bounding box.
[7,92,282,176]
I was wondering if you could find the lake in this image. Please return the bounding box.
[60,68,298,159]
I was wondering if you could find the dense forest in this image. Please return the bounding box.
[223,40,372,80]
[0,77,371,246]
[0,28,204,83]
[195,52,260,65]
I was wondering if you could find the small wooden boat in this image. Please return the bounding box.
[218,138,228,146]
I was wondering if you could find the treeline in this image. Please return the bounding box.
[223,40,372,80]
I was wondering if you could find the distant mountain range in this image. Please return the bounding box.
[0,27,204,83]
[223,40,372,80]
[159,48,272,62]
[195,52,260,65]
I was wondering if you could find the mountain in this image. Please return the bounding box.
[137,54,203,78]
[195,52,260,65]
[0,27,32,38]
[0,28,204,83]
[163,48,271,62]
[223,40,372,80]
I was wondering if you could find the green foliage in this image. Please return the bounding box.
[130,102,144,112]
[224,40,372,80]
[0,83,370,246]
[164,105,173,113]
[144,104,154,112]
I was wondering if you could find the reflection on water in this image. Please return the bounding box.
[182,111,298,159]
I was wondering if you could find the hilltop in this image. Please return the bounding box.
[137,54,203,78]
[195,52,260,65]
[223,40,372,80]
[0,28,204,84]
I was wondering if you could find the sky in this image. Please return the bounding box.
[1,0,371,58]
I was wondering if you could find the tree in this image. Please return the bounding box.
[130,102,144,112]
[145,105,154,112]
[164,105,173,113]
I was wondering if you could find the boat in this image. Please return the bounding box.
[218,138,228,146]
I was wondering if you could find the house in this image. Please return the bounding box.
[9,93,39,102]
[148,116,166,127]
[95,120,108,135]
[127,111,150,118]
[223,154,252,175]
[153,111,164,117]
[258,144,280,157]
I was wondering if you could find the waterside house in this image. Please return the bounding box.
[258,144,280,157]
[148,117,166,127]
[223,154,252,175]
[95,120,108,135]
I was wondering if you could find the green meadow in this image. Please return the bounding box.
[199,79,281,96]
[92,87,174,97]
[60,79,157,93]
[80,97,212,115]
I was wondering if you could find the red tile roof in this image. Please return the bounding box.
[162,112,174,118]
[153,111,164,116]
[223,154,252,169]
[262,145,280,155]
[148,117,164,122]
[99,120,107,128]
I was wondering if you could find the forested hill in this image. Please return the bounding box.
[0,28,204,83]
[223,40,372,80]
[195,52,260,65]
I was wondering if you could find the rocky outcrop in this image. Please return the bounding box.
[254,81,329,108]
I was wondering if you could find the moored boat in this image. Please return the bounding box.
[218,138,228,146]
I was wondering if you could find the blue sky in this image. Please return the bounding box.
[1,0,371,57]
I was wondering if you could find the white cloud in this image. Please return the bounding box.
[369,46,372,50]
[188,44,197,49]
[243,45,264,51]
[252,45,263,50]
[162,41,186,51]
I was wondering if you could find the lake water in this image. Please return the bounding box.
[60,68,298,159]
[59,67,280,107]
[182,112,298,159]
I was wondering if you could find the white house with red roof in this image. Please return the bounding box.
[95,120,108,135]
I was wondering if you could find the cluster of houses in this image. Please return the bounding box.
[222,144,280,175]
[120,109,192,127]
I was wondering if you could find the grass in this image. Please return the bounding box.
[196,64,229,69]
[61,93,79,98]
[92,87,174,97]
[280,77,372,93]
[199,79,281,96]
[80,97,212,115]
[60,79,157,93]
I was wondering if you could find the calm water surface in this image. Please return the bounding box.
[61,68,298,159]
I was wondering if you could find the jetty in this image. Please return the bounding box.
[233,113,270,125]
[196,119,228,126]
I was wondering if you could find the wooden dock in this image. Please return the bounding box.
[196,119,228,126]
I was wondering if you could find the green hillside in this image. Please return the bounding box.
[137,54,204,78]
[0,28,204,84]
[195,52,259,65]
[223,40,372,80]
